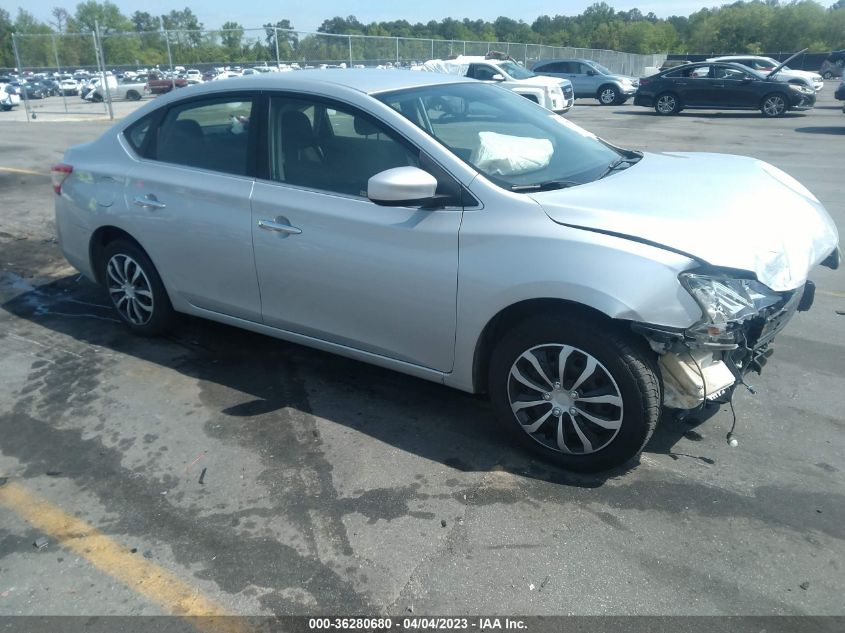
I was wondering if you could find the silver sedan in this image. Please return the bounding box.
[53,70,839,471]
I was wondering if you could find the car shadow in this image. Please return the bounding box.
[794,126,845,135]
[615,110,807,119]
[2,268,705,488]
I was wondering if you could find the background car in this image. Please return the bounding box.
[708,54,823,92]
[0,82,21,110]
[635,61,816,117]
[60,78,79,96]
[422,55,574,113]
[836,76,845,113]
[820,50,845,80]
[531,58,639,105]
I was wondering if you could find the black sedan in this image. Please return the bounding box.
[18,81,49,99]
[634,62,816,117]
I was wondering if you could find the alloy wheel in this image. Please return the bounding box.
[763,95,786,116]
[656,94,676,114]
[507,344,624,455]
[106,253,155,325]
[599,88,617,104]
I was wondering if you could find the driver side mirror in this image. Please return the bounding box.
[586,69,597,76]
[491,73,505,82]
[742,76,754,83]
[368,167,439,207]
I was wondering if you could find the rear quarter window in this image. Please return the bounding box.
[124,114,153,155]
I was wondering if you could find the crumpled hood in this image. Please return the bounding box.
[532,152,839,291]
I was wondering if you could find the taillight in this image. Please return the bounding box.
[51,163,73,195]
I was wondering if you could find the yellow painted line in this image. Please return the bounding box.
[0,166,46,176]
[0,479,249,633]
[817,289,845,299]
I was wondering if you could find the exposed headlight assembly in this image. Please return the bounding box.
[679,273,783,342]
[788,83,813,94]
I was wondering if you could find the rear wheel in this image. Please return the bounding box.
[654,92,680,115]
[126,89,141,101]
[100,240,174,336]
[760,92,787,117]
[822,71,833,80]
[488,313,660,472]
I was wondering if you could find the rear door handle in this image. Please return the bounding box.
[258,219,302,235]
[132,194,166,210]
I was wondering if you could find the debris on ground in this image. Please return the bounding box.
[799,581,810,590]
[143,550,153,559]
[199,467,207,485]
[130,548,138,554]
[407,605,413,613]
[33,537,48,550]
[45,471,62,477]
[540,575,551,589]
[441,519,447,527]
[529,583,535,591]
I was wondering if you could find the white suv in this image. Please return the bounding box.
[0,82,21,111]
[708,55,823,92]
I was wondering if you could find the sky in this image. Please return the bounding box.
[18,1,733,33]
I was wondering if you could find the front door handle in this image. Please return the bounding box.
[258,218,302,235]
[132,194,166,210]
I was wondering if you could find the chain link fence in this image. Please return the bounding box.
[9,27,667,121]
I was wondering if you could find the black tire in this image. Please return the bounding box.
[654,92,680,115]
[760,92,788,117]
[488,313,660,472]
[822,71,833,80]
[91,92,103,103]
[126,89,141,101]
[597,84,620,105]
[100,239,174,336]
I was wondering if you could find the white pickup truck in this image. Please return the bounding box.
[84,77,147,102]
[421,55,574,113]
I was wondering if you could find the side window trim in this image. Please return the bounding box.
[258,90,473,208]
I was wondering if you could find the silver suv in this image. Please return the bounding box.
[53,71,839,472]
[531,58,639,104]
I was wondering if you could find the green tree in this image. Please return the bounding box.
[1,8,15,67]
[220,21,243,60]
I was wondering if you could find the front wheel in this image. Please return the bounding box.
[101,240,174,336]
[822,71,833,80]
[598,85,620,105]
[761,93,787,117]
[488,314,660,472]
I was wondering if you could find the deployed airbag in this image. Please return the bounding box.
[472,131,553,176]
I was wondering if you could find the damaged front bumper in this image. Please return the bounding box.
[633,280,814,410]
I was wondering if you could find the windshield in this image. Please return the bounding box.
[498,61,535,80]
[377,82,623,191]
[589,62,612,75]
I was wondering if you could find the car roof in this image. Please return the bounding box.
[164,69,476,97]
[709,55,772,61]
[663,61,764,73]
[535,58,593,64]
